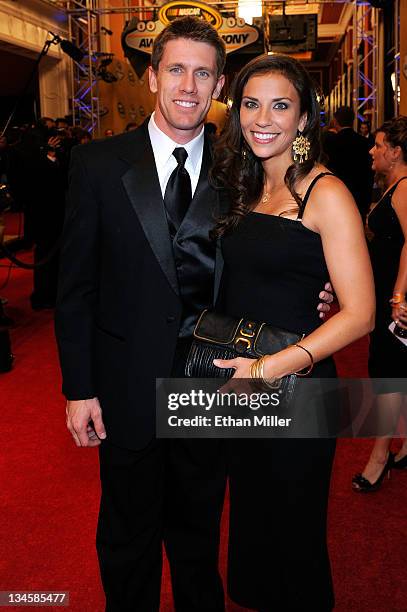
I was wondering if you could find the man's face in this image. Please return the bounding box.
[149,38,224,144]
[360,124,369,137]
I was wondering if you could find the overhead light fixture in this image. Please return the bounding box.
[237,0,262,25]
[59,39,85,63]
[49,31,85,62]
[96,53,117,83]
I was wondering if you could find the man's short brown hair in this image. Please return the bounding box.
[151,16,226,78]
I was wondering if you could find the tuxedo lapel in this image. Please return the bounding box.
[191,138,215,214]
[178,137,217,232]
[120,124,179,296]
[176,136,227,305]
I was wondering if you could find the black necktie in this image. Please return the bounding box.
[164,147,192,233]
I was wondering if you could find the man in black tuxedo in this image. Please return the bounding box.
[56,17,227,612]
[56,17,332,611]
[326,106,374,219]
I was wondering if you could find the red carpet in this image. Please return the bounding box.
[0,252,406,611]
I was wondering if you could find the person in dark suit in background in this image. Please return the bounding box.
[55,16,333,612]
[320,119,337,166]
[359,119,375,149]
[30,136,68,310]
[325,106,374,219]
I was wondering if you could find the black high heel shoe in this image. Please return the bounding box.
[352,452,394,493]
[392,453,407,469]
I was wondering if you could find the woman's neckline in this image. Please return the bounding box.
[368,175,407,217]
[381,175,407,199]
[248,210,321,237]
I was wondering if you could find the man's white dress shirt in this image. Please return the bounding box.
[148,112,204,199]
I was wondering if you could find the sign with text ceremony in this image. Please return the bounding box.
[122,0,262,77]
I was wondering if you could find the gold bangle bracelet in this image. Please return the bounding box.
[390,293,404,305]
[250,355,267,380]
[258,355,266,380]
[293,343,314,377]
[250,355,282,389]
[250,356,262,379]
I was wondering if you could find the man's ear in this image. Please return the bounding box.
[298,113,307,133]
[212,74,225,100]
[148,66,158,94]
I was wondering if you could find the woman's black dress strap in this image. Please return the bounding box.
[388,176,407,197]
[297,172,334,220]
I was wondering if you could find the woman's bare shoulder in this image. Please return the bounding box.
[392,176,407,200]
[300,165,362,235]
[298,164,345,200]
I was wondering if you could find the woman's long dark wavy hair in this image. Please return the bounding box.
[210,54,322,238]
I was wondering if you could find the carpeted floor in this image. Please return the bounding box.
[0,243,406,611]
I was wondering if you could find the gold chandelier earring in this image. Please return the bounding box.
[292,131,311,164]
[241,143,249,161]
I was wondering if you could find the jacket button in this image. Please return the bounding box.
[167,316,176,323]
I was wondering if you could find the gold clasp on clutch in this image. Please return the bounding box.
[239,321,256,338]
[234,337,252,351]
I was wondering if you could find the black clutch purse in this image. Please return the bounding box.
[185,309,303,397]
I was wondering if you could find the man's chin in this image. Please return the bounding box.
[171,116,204,131]
[155,109,206,139]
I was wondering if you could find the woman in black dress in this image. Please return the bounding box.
[352,117,407,492]
[210,55,375,610]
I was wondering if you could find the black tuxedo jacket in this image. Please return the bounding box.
[55,121,224,450]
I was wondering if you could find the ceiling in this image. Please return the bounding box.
[46,0,353,68]
[42,0,355,71]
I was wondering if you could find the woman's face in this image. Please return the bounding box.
[239,71,306,161]
[370,131,394,173]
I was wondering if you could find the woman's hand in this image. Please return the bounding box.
[213,356,255,378]
[213,357,260,395]
[392,302,407,329]
[318,282,335,319]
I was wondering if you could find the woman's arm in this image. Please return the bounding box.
[391,180,407,329]
[215,176,375,378]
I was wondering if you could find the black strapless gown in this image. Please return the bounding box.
[217,193,337,611]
